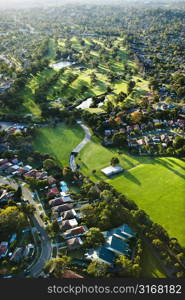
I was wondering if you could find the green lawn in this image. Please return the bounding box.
[33,124,84,166]
[110,157,185,247]
[78,137,185,247]
[11,37,149,117]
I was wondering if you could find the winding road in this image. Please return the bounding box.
[0,178,52,278]
[70,121,91,171]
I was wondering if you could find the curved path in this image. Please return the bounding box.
[0,178,52,278]
[70,120,91,171]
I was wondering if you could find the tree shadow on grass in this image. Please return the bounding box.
[123,170,141,185]
[155,158,185,180]
[94,173,103,181]
[110,170,141,185]
[121,155,136,168]
[79,161,88,169]
[166,158,185,171]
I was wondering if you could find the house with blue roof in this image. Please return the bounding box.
[85,246,116,266]
[106,235,131,257]
[98,246,116,265]
[85,224,136,266]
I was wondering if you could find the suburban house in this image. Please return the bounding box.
[85,246,116,266]
[0,162,12,171]
[51,203,74,214]
[23,165,32,172]
[61,195,73,202]
[49,198,64,207]
[63,225,88,240]
[63,209,77,220]
[52,204,74,219]
[66,237,83,250]
[85,224,136,266]
[59,218,78,231]
[47,187,60,198]
[47,176,57,185]
[0,159,8,165]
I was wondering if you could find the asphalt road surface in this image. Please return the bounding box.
[0,177,52,278]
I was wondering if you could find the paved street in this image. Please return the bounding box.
[0,177,52,278]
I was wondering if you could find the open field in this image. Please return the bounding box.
[110,158,185,246]
[33,124,84,166]
[78,137,185,247]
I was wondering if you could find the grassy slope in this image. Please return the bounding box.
[10,37,149,117]
[110,158,185,246]
[78,138,185,247]
[47,37,149,105]
[33,124,84,166]
[15,38,56,117]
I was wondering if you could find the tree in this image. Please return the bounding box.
[25,177,48,190]
[176,253,185,263]
[13,185,22,202]
[151,223,169,244]
[173,136,185,149]
[132,209,150,225]
[100,190,112,202]
[87,260,108,277]
[152,239,164,250]
[132,264,141,278]
[130,111,143,124]
[115,255,133,277]
[0,206,27,239]
[43,158,56,170]
[111,157,120,166]
[63,167,73,181]
[84,227,105,248]
[20,204,35,215]
[128,80,136,89]
[52,220,60,233]
[44,256,71,278]
[87,186,99,201]
[177,87,185,97]
[112,132,127,147]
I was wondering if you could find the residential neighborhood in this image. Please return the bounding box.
[0,0,185,284]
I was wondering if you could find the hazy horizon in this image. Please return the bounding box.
[0,0,179,9]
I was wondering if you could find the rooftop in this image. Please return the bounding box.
[101,165,123,177]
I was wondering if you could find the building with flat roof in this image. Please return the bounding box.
[101,165,123,177]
